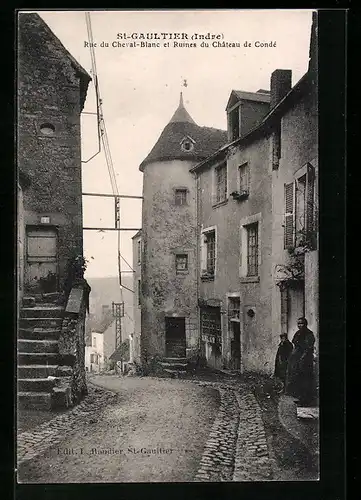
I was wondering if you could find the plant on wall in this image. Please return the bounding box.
[275,248,305,289]
[63,253,90,303]
[38,270,58,293]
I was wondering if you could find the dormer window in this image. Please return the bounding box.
[180,136,195,152]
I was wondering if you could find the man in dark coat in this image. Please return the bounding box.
[274,334,293,388]
[285,317,316,406]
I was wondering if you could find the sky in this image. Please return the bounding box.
[32,9,314,278]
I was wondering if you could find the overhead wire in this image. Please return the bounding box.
[84,12,134,323]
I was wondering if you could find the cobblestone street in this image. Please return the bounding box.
[17,374,316,483]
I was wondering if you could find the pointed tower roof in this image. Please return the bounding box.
[169,92,196,124]
[139,94,227,171]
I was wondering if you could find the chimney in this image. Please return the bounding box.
[270,69,292,108]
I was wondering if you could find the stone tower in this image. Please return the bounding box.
[138,93,227,366]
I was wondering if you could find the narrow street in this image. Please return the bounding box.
[17,374,318,483]
[18,376,219,483]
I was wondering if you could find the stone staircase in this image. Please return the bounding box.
[18,294,71,410]
[159,357,188,376]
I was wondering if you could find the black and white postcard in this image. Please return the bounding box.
[16,9,333,484]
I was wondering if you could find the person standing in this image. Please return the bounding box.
[285,317,316,406]
[274,334,293,390]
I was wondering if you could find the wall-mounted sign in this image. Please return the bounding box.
[65,287,84,314]
[40,216,50,224]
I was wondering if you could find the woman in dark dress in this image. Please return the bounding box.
[274,334,293,389]
[285,317,316,406]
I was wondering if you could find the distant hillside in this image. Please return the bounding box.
[85,275,135,345]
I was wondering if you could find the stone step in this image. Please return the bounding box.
[19,317,63,329]
[18,352,60,365]
[163,368,187,375]
[18,378,57,392]
[18,328,61,340]
[164,357,187,363]
[166,350,187,358]
[20,306,64,318]
[18,365,59,378]
[18,391,52,410]
[160,361,187,368]
[23,292,63,306]
[18,339,59,354]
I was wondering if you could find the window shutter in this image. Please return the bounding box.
[305,164,315,245]
[284,182,295,249]
[200,234,207,273]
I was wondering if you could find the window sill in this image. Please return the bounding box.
[212,199,228,209]
[240,276,260,283]
[201,274,215,282]
[176,271,189,276]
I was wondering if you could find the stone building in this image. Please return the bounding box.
[138,94,227,367]
[271,19,318,364]
[18,13,91,296]
[17,13,91,410]
[134,15,318,377]
[191,89,273,372]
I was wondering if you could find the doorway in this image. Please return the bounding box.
[287,281,305,337]
[230,322,241,370]
[165,317,186,358]
[228,297,241,370]
[25,226,58,293]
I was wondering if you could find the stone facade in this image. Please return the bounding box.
[17,13,91,409]
[135,17,318,377]
[18,13,91,295]
[195,131,274,373]
[137,96,227,368]
[141,159,199,361]
[271,71,318,360]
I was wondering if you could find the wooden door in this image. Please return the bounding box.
[230,321,241,370]
[25,227,58,293]
[165,317,186,358]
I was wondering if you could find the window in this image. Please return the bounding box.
[215,164,227,204]
[180,136,195,152]
[175,189,187,206]
[239,163,250,195]
[90,353,98,364]
[228,297,240,322]
[138,280,141,306]
[137,240,141,264]
[39,123,55,136]
[92,336,96,348]
[203,230,216,277]
[272,121,281,169]
[246,223,259,276]
[181,140,194,151]
[175,254,188,274]
[284,163,316,249]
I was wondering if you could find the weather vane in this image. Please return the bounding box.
[183,79,188,88]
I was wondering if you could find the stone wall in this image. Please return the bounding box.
[18,13,90,293]
[271,80,318,354]
[141,159,199,363]
[197,135,273,374]
[58,281,89,406]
